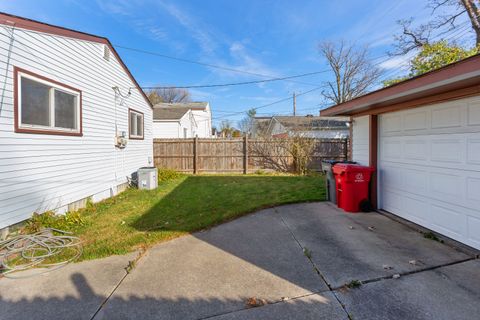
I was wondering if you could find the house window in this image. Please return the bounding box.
[183,128,188,138]
[129,109,144,139]
[15,67,82,135]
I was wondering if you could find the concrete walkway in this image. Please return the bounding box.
[1,202,478,320]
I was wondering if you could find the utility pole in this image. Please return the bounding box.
[293,92,296,116]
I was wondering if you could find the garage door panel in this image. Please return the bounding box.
[431,138,464,164]
[467,216,480,247]
[467,101,480,126]
[383,189,430,224]
[381,138,402,161]
[430,203,466,239]
[467,139,480,164]
[404,139,428,160]
[381,114,402,134]
[379,98,480,250]
[466,177,480,203]
[404,110,428,131]
[431,104,463,129]
[403,167,428,194]
[429,171,464,202]
[380,166,403,192]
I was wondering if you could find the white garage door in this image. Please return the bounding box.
[378,97,480,250]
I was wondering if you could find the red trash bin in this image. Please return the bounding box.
[332,164,375,213]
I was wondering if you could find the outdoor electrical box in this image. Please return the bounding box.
[137,167,158,190]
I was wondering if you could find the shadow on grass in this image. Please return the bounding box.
[131,175,325,233]
[2,175,334,320]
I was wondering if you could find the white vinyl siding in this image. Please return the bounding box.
[378,97,480,249]
[152,112,194,138]
[0,25,153,228]
[152,121,180,138]
[352,115,370,166]
[191,107,212,138]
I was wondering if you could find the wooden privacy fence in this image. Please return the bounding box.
[153,138,349,174]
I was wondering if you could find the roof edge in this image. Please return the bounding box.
[320,53,480,116]
[0,11,152,109]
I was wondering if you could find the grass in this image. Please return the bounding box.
[345,280,362,289]
[29,171,326,262]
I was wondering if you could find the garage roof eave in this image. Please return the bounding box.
[320,53,480,117]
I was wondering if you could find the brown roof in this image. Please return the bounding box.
[273,116,349,130]
[153,107,191,120]
[0,11,152,109]
[154,102,209,110]
[320,53,480,116]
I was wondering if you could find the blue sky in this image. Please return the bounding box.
[1,0,471,127]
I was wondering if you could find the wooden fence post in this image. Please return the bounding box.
[193,137,198,174]
[243,136,248,174]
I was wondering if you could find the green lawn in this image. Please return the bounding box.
[33,172,326,261]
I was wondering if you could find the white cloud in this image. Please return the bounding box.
[212,41,279,79]
[132,19,168,42]
[157,1,218,54]
[95,0,134,16]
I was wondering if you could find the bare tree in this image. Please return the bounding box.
[237,108,257,136]
[319,41,382,105]
[146,88,191,104]
[219,120,234,138]
[392,0,480,55]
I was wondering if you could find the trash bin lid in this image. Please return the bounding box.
[332,163,374,174]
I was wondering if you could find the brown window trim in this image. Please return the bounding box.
[128,108,144,140]
[13,66,83,136]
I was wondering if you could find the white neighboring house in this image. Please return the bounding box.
[152,107,196,138]
[0,13,153,230]
[152,102,212,138]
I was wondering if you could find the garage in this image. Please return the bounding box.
[320,54,480,250]
[378,98,480,249]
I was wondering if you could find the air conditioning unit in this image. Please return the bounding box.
[137,167,158,190]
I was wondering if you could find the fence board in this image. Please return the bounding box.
[153,138,348,173]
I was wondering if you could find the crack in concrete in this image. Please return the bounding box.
[330,257,476,291]
[275,207,477,320]
[89,206,478,320]
[90,249,148,320]
[276,208,353,320]
[197,292,321,320]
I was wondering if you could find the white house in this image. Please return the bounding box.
[0,13,153,230]
[152,106,196,138]
[152,102,212,138]
[321,54,480,250]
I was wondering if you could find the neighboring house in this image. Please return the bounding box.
[252,116,350,138]
[152,102,212,138]
[0,13,153,229]
[251,116,272,138]
[321,54,480,250]
[152,106,196,138]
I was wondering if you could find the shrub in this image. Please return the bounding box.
[157,168,184,182]
[23,211,86,233]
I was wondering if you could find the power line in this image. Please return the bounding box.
[137,69,330,90]
[114,44,320,87]
[212,86,325,120]
[215,23,478,120]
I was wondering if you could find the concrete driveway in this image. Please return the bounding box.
[1,202,479,320]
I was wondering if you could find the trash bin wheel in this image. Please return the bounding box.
[359,199,373,212]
